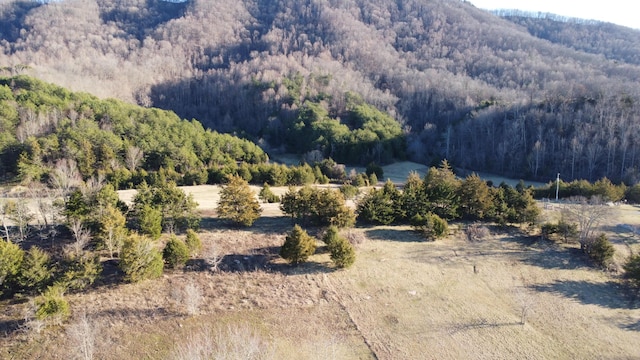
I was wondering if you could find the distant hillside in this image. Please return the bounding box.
[1,0,640,182]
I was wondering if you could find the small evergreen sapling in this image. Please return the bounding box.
[280,225,316,265]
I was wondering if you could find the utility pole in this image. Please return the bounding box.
[555,173,560,201]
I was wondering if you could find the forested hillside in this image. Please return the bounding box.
[1,0,640,182]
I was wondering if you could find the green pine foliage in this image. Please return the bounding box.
[185,229,203,255]
[217,175,262,226]
[136,204,163,240]
[60,253,102,292]
[281,186,355,227]
[258,183,280,203]
[624,255,640,287]
[586,234,615,267]
[18,246,52,294]
[0,239,24,296]
[0,75,267,185]
[163,236,190,269]
[280,225,316,265]
[35,284,70,324]
[119,233,164,283]
[324,227,356,268]
[411,213,449,240]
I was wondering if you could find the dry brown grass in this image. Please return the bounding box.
[2,195,640,359]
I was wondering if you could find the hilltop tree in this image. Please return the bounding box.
[217,175,262,226]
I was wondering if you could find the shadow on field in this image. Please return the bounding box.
[186,246,333,275]
[522,247,592,270]
[532,280,639,309]
[0,318,24,337]
[365,228,424,242]
[199,216,292,234]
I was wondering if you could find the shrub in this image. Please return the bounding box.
[35,285,70,325]
[119,233,164,282]
[339,184,359,200]
[18,246,52,294]
[60,253,102,291]
[137,204,163,240]
[411,213,449,240]
[163,236,191,269]
[0,239,24,296]
[365,162,384,179]
[328,234,356,269]
[623,255,640,287]
[258,183,280,203]
[185,229,202,255]
[322,226,340,248]
[586,233,615,267]
[465,223,490,242]
[217,175,262,226]
[280,225,316,265]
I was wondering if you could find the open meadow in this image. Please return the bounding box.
[2,180,640,359]
[2,162,640,359]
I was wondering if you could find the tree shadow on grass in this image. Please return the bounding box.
[186,245,333,275]
[364,227,424,243]
[521,246,593,270]
[532,280,638,309]
[199,216,292,234]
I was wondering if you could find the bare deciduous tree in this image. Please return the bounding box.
[50,159,82,199]
[562,196,610,253]
[125,145,144,172]
[66,312,99,360]
[66,219,91,258]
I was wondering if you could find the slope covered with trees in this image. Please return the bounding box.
[1,0,640,181]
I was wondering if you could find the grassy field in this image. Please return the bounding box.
[2,198,640,359]
[2,165,640,359]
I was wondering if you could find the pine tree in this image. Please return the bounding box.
[325,227,356,268]
[280,225,316,265]
[217,175,262,226]
[119,233,164,282]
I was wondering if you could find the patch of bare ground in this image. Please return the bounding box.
[2,201,640,359]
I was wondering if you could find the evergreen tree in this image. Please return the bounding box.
[458,173,493,220]
[325,227,356,268]
[280,225,316,265]
[258,182,279,203]
[217,175,262,226]
[163,236,190,269]
[119,233,164,282]
[423,160,460,220]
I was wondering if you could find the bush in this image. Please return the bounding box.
[258,183,280,203]
[0,239,24,296]
[586,233,615,267]
[35,285,70,325]
[465,223,490,242]
[217,175,262,226]
[185,229,202,255]
[60,253,102,291]
[327,233,356,269]
[365,162,384,179]
[623,255,640,287]
[119,233,164,282]
[18,246,52,294]
[280,225,316,265]
[163,236,191,269]
[137,204,163,240]
[340,184,360,200]
[411,213,449,240]
[322,226,340,248]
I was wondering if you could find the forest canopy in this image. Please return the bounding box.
[1,0,640,183]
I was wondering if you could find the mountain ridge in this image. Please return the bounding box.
[1,0,639,183]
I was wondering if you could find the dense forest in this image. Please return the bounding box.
[1,0,640,182]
